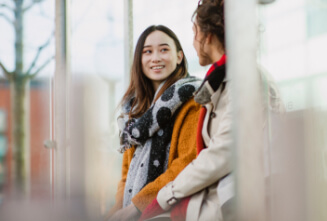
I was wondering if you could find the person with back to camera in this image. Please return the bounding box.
[106,25,202,221]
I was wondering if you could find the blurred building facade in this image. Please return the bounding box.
[0,79,51,198]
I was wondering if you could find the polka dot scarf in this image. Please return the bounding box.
[118,76,202,208]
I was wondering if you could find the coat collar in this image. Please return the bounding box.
[194,64,226,105]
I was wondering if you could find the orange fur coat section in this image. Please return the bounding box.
[109,98,200,214]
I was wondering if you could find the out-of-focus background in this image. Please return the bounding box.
[0,0,326,220]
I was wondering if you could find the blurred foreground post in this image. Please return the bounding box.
[225,0,266,220]
[54,0,69,199]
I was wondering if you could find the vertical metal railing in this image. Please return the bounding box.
[124,0,133,88]
[54,0,70,200]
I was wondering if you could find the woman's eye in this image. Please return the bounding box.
[161,48,169,52]
[143,50,151,54]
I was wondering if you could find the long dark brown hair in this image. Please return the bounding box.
[121,25,188,118]
[192,0,225,50]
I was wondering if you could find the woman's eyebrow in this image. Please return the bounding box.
[159,43,170,47]
[143,43,170,48]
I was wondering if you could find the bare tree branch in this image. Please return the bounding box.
[26,31,54,75]
[28,55,54,79]
[22,4,35,12]
[23,0,46,12]
[38,4,53,21]
[0,3,14,11]
[0,60,13,80]
[0,13,14,24]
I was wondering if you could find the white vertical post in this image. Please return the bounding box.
[124,0,133,89]
[54,0,69,199]
[225,1,266,221]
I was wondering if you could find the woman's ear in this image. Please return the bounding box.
[205,33,213,44]
[177,50,183,65]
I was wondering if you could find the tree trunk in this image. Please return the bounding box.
[11,0,29,195]
[11,77,30,195]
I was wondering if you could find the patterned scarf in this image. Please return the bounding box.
[118,76,201,207]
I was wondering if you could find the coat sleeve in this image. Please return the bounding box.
[157,96,233,211]
[108,147,135,216]
[131,99,200,212]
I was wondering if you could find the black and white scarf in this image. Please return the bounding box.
[117,76,201,207]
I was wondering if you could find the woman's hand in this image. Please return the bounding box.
[108,204,140,221]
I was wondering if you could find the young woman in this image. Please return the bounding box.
[107,25,202,221]
[140,1,233,221]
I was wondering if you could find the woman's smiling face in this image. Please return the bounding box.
[142,30,183,91]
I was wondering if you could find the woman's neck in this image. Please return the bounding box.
[210,49,225,64]
[207,35,225,64]
[152,81,160,92]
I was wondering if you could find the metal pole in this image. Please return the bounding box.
[54,0,69,199]
[225,0,266,220]
[124,0,133,89]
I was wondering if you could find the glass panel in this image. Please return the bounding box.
[69,0,125,215]
[66,0,208,217]
[0,0,55,202]
[258,0,327,220]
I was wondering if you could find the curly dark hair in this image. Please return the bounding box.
[192,0,225,50]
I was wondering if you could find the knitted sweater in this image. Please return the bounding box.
[109,98,200,214]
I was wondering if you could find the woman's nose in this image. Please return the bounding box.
[151,52,161,63]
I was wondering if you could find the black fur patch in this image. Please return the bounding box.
[178,85,196,103]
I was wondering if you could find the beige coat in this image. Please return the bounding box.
[157,78,233,221]
[156,68,283,221]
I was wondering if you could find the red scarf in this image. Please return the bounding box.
[197,54,226,154]
[139,54,226,221]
